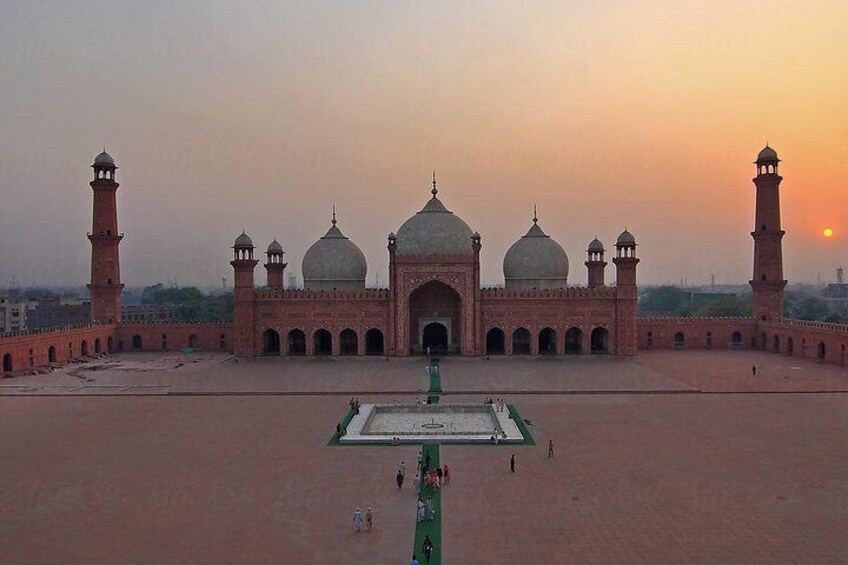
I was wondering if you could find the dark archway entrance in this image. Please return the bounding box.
[591,327,609,353]
[512,328,531,355]
[486,328,505,355]
[107,336,113,353]
[314,329,332,356]
[288,329,306,355]
[422,322,448,354]
[48,346,56,363]
[2,353,12,372]
[673,332,685,349]
[818,342,826,361]
[786,336,794,355]
[132,335,143,350]
[263,329,281,355]
[773,335,780,353]
[81,340,89,356]
[188,335,199,349]
[94,338,101,354]
[340,329,358,355]
[731,331,742,348]
[365,329,384,355]
[565,327,582,354]
[409,280,461,355]
[539,327,557,355]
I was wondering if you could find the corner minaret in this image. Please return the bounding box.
[264,239,286,288]
[585,238,607,288]
[231,231,258,356]
[87,151,124,324]
[613,230,639,355]
[750,145,787,321]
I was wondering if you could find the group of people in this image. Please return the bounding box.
[351,506,373,532]
[484,397,507,412]
[348,397,361,414]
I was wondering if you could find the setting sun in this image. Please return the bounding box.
[823,228,835,237]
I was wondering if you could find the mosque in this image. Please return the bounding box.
[3,146,848,372]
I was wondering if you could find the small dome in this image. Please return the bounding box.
[302,219,367,290]
[234,231,253,248]
[616,230,636,246]
[93,151,115,166]
[503,218,569,290]
[267,239,283,254]
[587,238,605,253]
[395,193,475,256]
[756,145,779,163]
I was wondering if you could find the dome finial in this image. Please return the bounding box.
[332,205,337,226]
[533,204,538,225]
[431,170,438,198]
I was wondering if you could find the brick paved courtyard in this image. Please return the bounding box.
[1,351,847,563]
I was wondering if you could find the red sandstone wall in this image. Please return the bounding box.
[252,289,390,356]
[0,324,117,376]
[758,320,848,366]
[116,323,233,353]
[480,287,619,355]
[637,317,758,350]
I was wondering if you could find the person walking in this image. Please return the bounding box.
[548,439,554,459]
[424,452,431,471]
[353,508,363,532]
[397,469,405,490]
[410,555,420,565]
[752,365,756,375]
[510,453,515,473]
[443,463,451,484]
[365,506,373,531]
[413,473,420,492]
[422,534,435,563]
[400,460,406,476]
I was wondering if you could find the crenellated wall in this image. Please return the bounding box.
[0,323,117,375]
[637,317,757,350]
[757,319,848,365]
[116,322,233,353]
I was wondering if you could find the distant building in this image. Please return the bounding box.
[0,296,29,333]
[26,297,91,330]
[121,304,180,323]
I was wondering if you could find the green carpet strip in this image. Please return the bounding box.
[411,361,442,564]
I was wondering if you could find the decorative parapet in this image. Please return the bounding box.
[638,316,755,323]
[0,321,103,339]
[761,318,848,333]
[118,320,233,327]
[480,286,618,299]
[254,288,391,300]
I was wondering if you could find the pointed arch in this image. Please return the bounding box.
[485,328,505,355]
[512,328,531,355]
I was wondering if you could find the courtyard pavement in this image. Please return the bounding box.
[1,350,847,563]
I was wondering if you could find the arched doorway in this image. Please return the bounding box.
[673,332,685,349]
[773,335,780,353]
[486,328,505,355]
[48,346,56,363]
[565,327,582,354]
[132,335,143,350]
[263,329,281,355]
[94,338,101,354]
[512,328,531,355]
[340,329,358,355]
[107,336,113,353]
[2,353,12,373]
[314,329,332,356]
[188,335,199,349]
[818,342,826,362]
[761,332,767,349]
[786,336,794,356]
[591,327,609,353]
[288,329,306,355]
[731,331,742,348]
[422,322,448,354]
[706,332,713,349]
[365,329,384,355]
[538,327,557,355]
[81,341,89,356]
[409,280,461,355]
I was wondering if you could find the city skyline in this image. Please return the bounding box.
[1,1,846,288]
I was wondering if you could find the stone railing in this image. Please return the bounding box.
[0,321,103,339]
[761,318,848,333]
[480,286,618,299]
[254,288,391,300]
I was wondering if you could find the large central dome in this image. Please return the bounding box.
[395,182,474,256]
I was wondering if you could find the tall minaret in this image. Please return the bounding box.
[87,151,124,324]
[613,230,639,355]
[231,231,258,356]
[750,145,786,321]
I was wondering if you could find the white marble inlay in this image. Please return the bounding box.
[340,403,524,444]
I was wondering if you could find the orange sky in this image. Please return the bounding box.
[0,1,846,287]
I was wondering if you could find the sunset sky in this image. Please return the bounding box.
[1,0,846,288]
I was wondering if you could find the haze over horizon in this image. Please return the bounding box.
[1,1,846,289]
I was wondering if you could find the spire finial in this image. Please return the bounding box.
[431,170,438,198]
[332,205,337,226]
[532,204,538,225]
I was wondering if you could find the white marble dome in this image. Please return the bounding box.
[395,190,474,257]
[503,218,569,290]
[302,219,366,290]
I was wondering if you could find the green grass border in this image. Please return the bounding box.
[412,443,442,565]
[326,407,356,446]
[507,404,536,445]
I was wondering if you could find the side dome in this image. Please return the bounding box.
[234,231,253,248]
[267,239,283,254]
[587,238,605,253]
[302,216,367,291]
[503,215,569,290]
[395,180,474,256]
